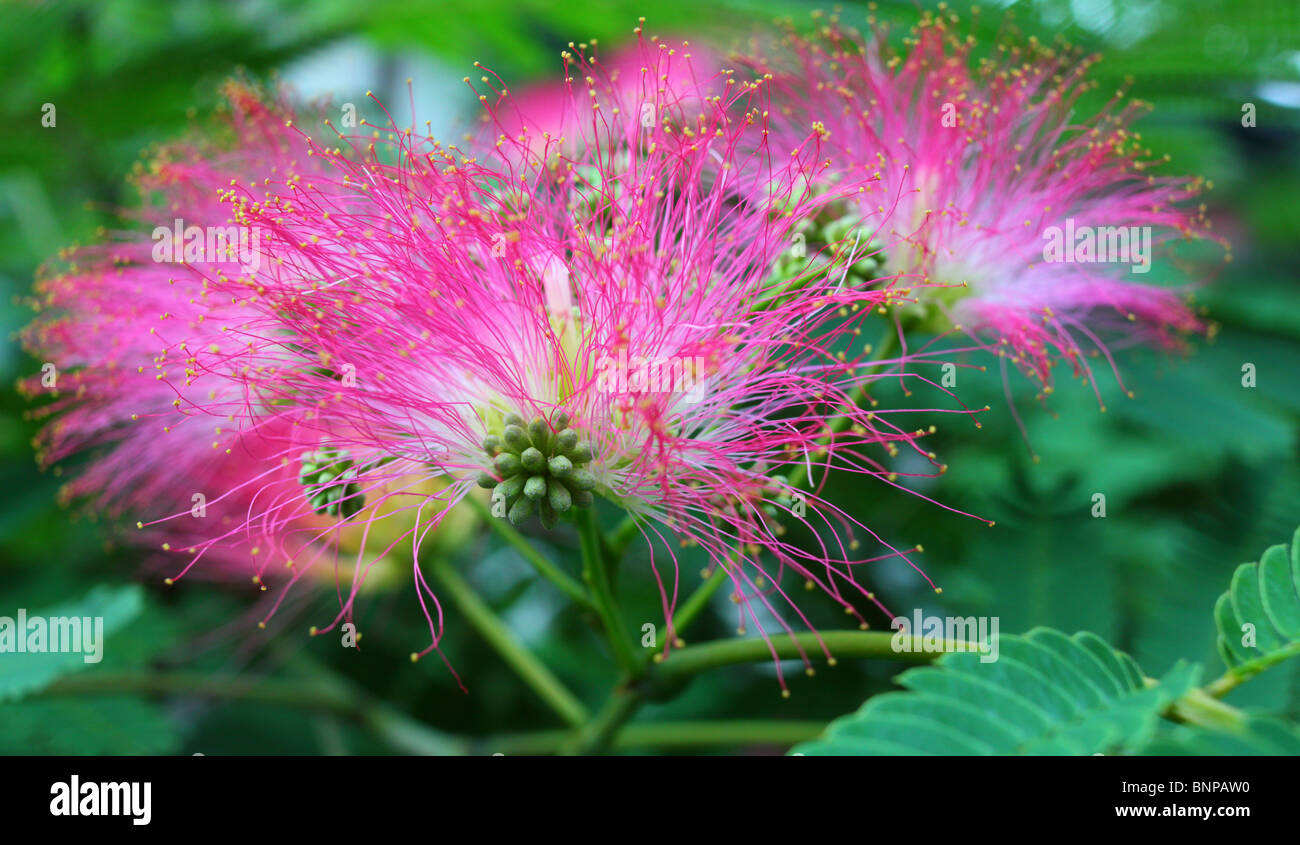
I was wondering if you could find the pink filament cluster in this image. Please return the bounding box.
[21,18,1216,686]
[745,10,1224,408]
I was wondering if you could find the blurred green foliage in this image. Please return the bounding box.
[0,0,1296,754]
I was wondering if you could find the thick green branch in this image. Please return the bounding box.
[557,683,642,755]
[648,630,947,684]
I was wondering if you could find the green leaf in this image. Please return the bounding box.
[1212,526,1300,683]
[0,585,144,702]
[792,629,1199,756]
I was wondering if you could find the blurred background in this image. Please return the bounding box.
[1,0,1297,754]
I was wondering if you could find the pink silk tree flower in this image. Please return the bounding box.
[179,32,975,686]
[743,11,1225,412]
[19,84,456,646]
[20,84,303,577]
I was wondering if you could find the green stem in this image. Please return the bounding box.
[557,683,643,755]
[36,672,822,755]
[576,508,640,676]
[430,555,589,728]
[464,494,592,610]
[649,630,946,684]
[566,630,950,755]
[560,566,731,756]
[1166,687,1249,732]
[1203,641,1300,699]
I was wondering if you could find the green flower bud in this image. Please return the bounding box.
[476,471,497,489]
[548,454,574,478]
[565,442,593,464]
[555,428,579,454]
[520,447,545,473]
[528,416,550,451]
[523,474,548,501]
[507,496,535,525]
[548,481,572,512]
[567,468,597,492]
[494,452,522,477]
[502,425,527,453]
[538,498,558,530]
[495,474,526,501]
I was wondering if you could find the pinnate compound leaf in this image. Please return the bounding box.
[793,629,1198,756]
[1213,526,1300,680]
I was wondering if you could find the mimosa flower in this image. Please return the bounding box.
[180,35,967,682]
[19,84,463,651]
[24,38,979,690]
[745,11,1224,408]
